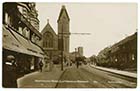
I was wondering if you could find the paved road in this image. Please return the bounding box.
[55,65,137,88]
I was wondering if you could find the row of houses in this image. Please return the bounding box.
[94,32,137,71]
[109,32,137,70]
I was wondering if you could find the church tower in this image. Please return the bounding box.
[57,5,70,53]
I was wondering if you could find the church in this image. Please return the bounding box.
[41,5,70,63]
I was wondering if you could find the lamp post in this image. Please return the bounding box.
[75,48,77,61]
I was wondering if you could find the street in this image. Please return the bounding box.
[18,64,137,88]
[55,65,136,88]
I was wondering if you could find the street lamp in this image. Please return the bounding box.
[75,48,77,61]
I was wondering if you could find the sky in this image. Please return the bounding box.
[36,3,137,57]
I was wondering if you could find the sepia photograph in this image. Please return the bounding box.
[2,2,137,88]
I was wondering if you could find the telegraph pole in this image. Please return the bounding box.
[61,24,64,71]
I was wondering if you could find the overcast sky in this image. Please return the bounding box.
[36,3,137,57]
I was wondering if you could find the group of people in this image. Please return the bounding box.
[3,55,44,88]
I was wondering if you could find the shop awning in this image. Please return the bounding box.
[28,41,44,57]
[3,25,27,53]
[3,25,44,58]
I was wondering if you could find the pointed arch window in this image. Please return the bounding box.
[43,32,53,48]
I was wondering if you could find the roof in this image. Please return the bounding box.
[118,33,137,45]
[57,5,70,22]
[3,25,26,53]
[41,21,57,38]
[113,32,137,48]
[110,32,137,53]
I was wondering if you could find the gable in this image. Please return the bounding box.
[41,23,57,38]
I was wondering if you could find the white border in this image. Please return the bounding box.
[0,0,139,91]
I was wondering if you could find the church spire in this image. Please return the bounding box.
[57,5,70,22]
[62,5,65,9]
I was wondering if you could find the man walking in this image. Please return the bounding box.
[39,60,43,72]
[76,57,79,68]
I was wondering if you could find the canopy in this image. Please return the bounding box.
[3,25,44,58]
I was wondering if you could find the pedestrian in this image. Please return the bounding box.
[70,62,72,66]
[76,57,79,68]
[3,55,18,88]
[39,60,43,72]
[66,62,69,66]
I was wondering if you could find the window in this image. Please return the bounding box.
[132,54,135,61]
[35,37,39,44]
[26,29,30,39]
[43,32,53,48]
[115,58,118,62]
[22,27,27,37]
[17,6,23,13]
[31,33,36,42]
[4,13,9,24]
[22,7,27,18]
[18,27,22,35]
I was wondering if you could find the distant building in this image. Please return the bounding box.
[69,51,80,62]
[69,47,84,62]
[3,2,44,73]
[78,47,83,56]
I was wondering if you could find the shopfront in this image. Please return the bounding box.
[3,25,45,76]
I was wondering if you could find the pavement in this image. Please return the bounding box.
[17,64,66,88]
[89,64,137,78]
